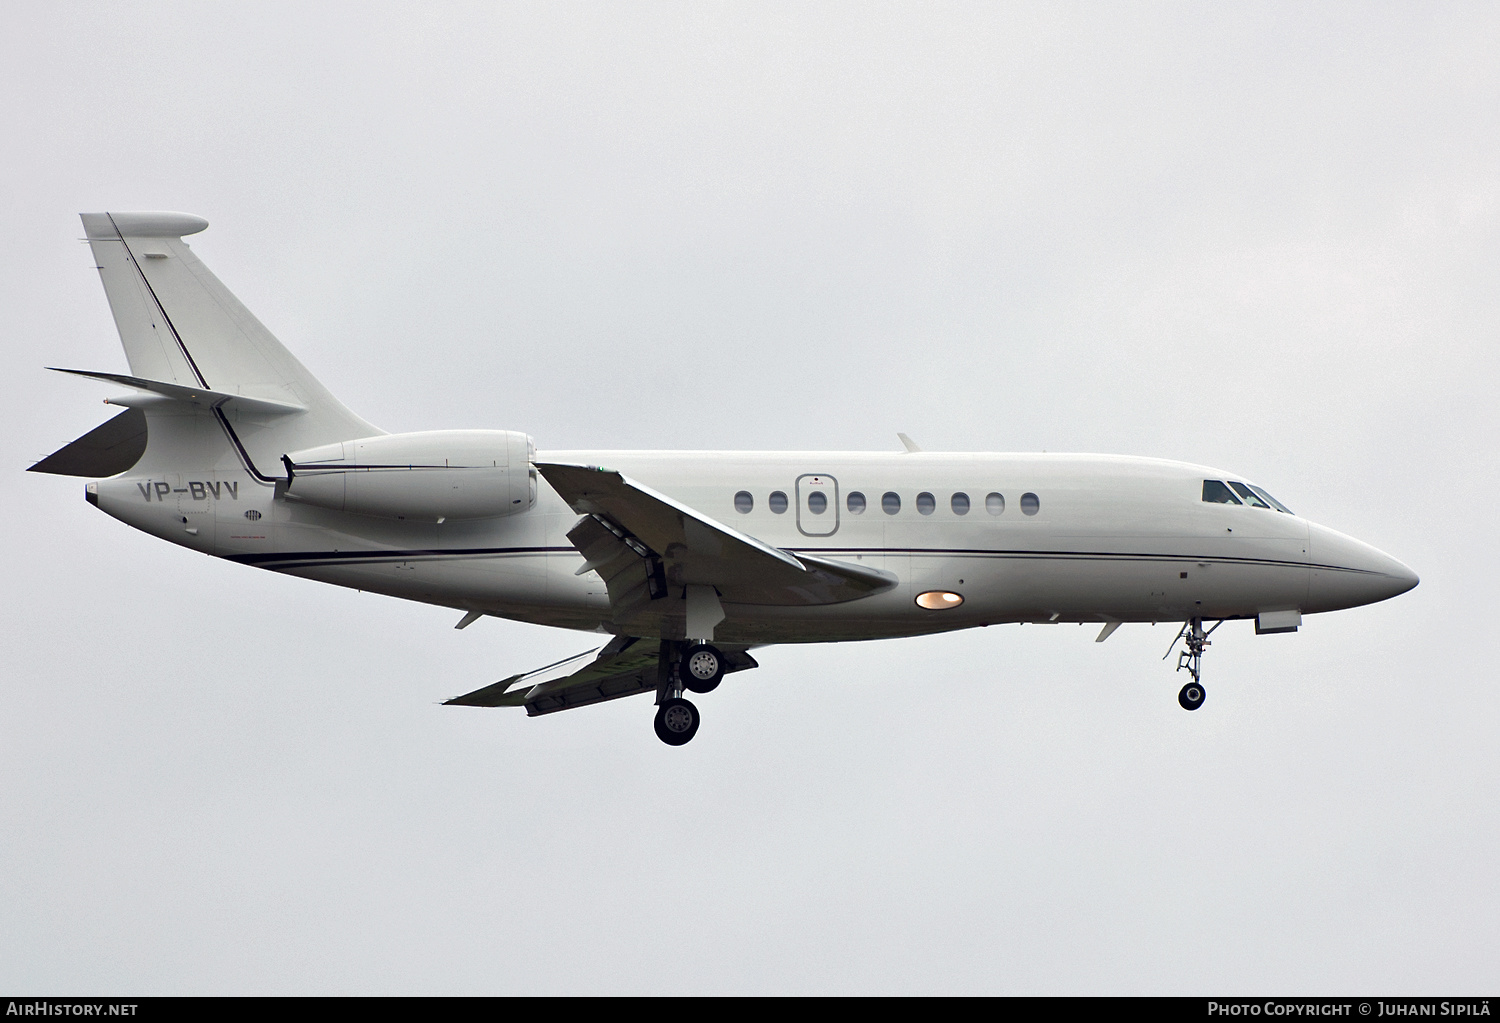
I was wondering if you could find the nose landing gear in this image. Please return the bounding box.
[1165,617,1221,711]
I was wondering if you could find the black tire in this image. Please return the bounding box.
[679,644,724,694]
[1178,682,1206,711]
[654,697,700,745]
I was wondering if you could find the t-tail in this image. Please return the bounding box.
[33,212,535,558]
[30,212,380,549]
[52,211,379,473]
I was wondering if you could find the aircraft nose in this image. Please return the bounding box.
[1385,558,1420,595]
[1306,522,1419,613]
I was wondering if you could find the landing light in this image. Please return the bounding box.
[916,591,964,610]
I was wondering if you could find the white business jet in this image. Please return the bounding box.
[33,212,1419,745]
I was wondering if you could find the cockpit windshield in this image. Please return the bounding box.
[1202,480,1241,505]
[1202,479,1295,514]
[1247,484,1294,515]
[1229,482,1270,508]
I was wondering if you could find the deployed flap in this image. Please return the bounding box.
[566,512,670,619]
[28,407,146,478]
[538,462,896,609]
[445,637,758,717]
[445,637,662,716]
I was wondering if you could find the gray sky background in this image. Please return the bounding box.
[3,2,1497,994]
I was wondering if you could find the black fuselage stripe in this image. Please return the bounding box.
[228,545,1369,575]
[793,548,1330,570]
[213,407,280,483]
[227,546,573,565]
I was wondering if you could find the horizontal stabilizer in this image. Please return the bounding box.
[28,407,146,478]
[49,367,305,415]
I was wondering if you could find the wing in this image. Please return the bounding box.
[444,636,757,717]
[538,463,897,623]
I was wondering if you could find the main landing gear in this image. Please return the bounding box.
[680,643,725,693]
[1165,617,1221,712]
[654,697,700,745]
[653,641,726,745]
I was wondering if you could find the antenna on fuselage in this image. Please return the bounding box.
[897,433,921,453]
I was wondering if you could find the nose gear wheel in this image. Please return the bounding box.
[1178,682,1205,711]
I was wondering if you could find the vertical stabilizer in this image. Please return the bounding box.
[79,212,380,476]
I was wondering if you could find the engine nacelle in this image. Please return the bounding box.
[283,430,536,520]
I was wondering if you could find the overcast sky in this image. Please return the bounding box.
[3,2,1497,995]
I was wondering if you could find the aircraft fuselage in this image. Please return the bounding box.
[88,448,1415,646]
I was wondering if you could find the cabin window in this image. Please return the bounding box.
[986,492,1005,515]
[951,492,970,515]
[807,491,828,514]
[1202,480,1241,505]
[734,491,753,514]
[769,491,789,514]
[882,491,901,515]
[1229,482,1270,509]
[916,492,936,515]
[846,491,866,514]
[1021,492,1040,516]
